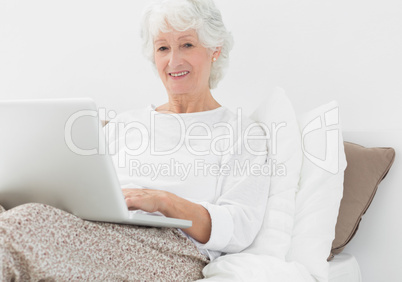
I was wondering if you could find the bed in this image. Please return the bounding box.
[328,253,361,282]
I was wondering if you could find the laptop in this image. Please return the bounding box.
[0,98,192,229]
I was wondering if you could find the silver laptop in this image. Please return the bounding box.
[0,98,191,229]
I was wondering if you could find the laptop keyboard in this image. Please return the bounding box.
[128,210,164,217]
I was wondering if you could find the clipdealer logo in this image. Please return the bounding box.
[301,106,340,174]
[63,107,289,178]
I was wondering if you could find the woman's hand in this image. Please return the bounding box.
[122,188,212,244]
[122,188,168,213]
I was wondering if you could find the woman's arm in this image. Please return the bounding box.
[122,188,211,244]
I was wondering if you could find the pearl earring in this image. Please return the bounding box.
[212,57,217,62]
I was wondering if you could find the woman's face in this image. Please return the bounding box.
[154,29,218,96]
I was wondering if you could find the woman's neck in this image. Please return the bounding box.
[156,91,221,114]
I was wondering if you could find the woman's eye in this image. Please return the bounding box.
[184,43,193,48]
[158,46,168,51]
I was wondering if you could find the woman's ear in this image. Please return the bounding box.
[212,47,222,61]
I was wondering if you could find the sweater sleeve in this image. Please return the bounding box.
[195,126,270,254]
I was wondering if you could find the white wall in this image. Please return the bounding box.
[1,0,401,131]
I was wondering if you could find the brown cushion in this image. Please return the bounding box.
[330,141,395,259]
[101,120,109,127]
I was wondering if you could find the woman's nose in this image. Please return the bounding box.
[168,50,183,68]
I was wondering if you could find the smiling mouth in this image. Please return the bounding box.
[169,71,189,77]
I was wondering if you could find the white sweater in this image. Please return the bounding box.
[105,105,270,260]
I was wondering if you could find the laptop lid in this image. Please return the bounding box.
[0,98,132,221]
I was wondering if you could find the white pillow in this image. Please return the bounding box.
[242,87,302,259]
[201,94,346,282]
[287,101,347,282]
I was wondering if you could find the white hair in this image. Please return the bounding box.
[140,0,234,89]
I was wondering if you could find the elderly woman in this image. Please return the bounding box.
[0,0,269,280]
